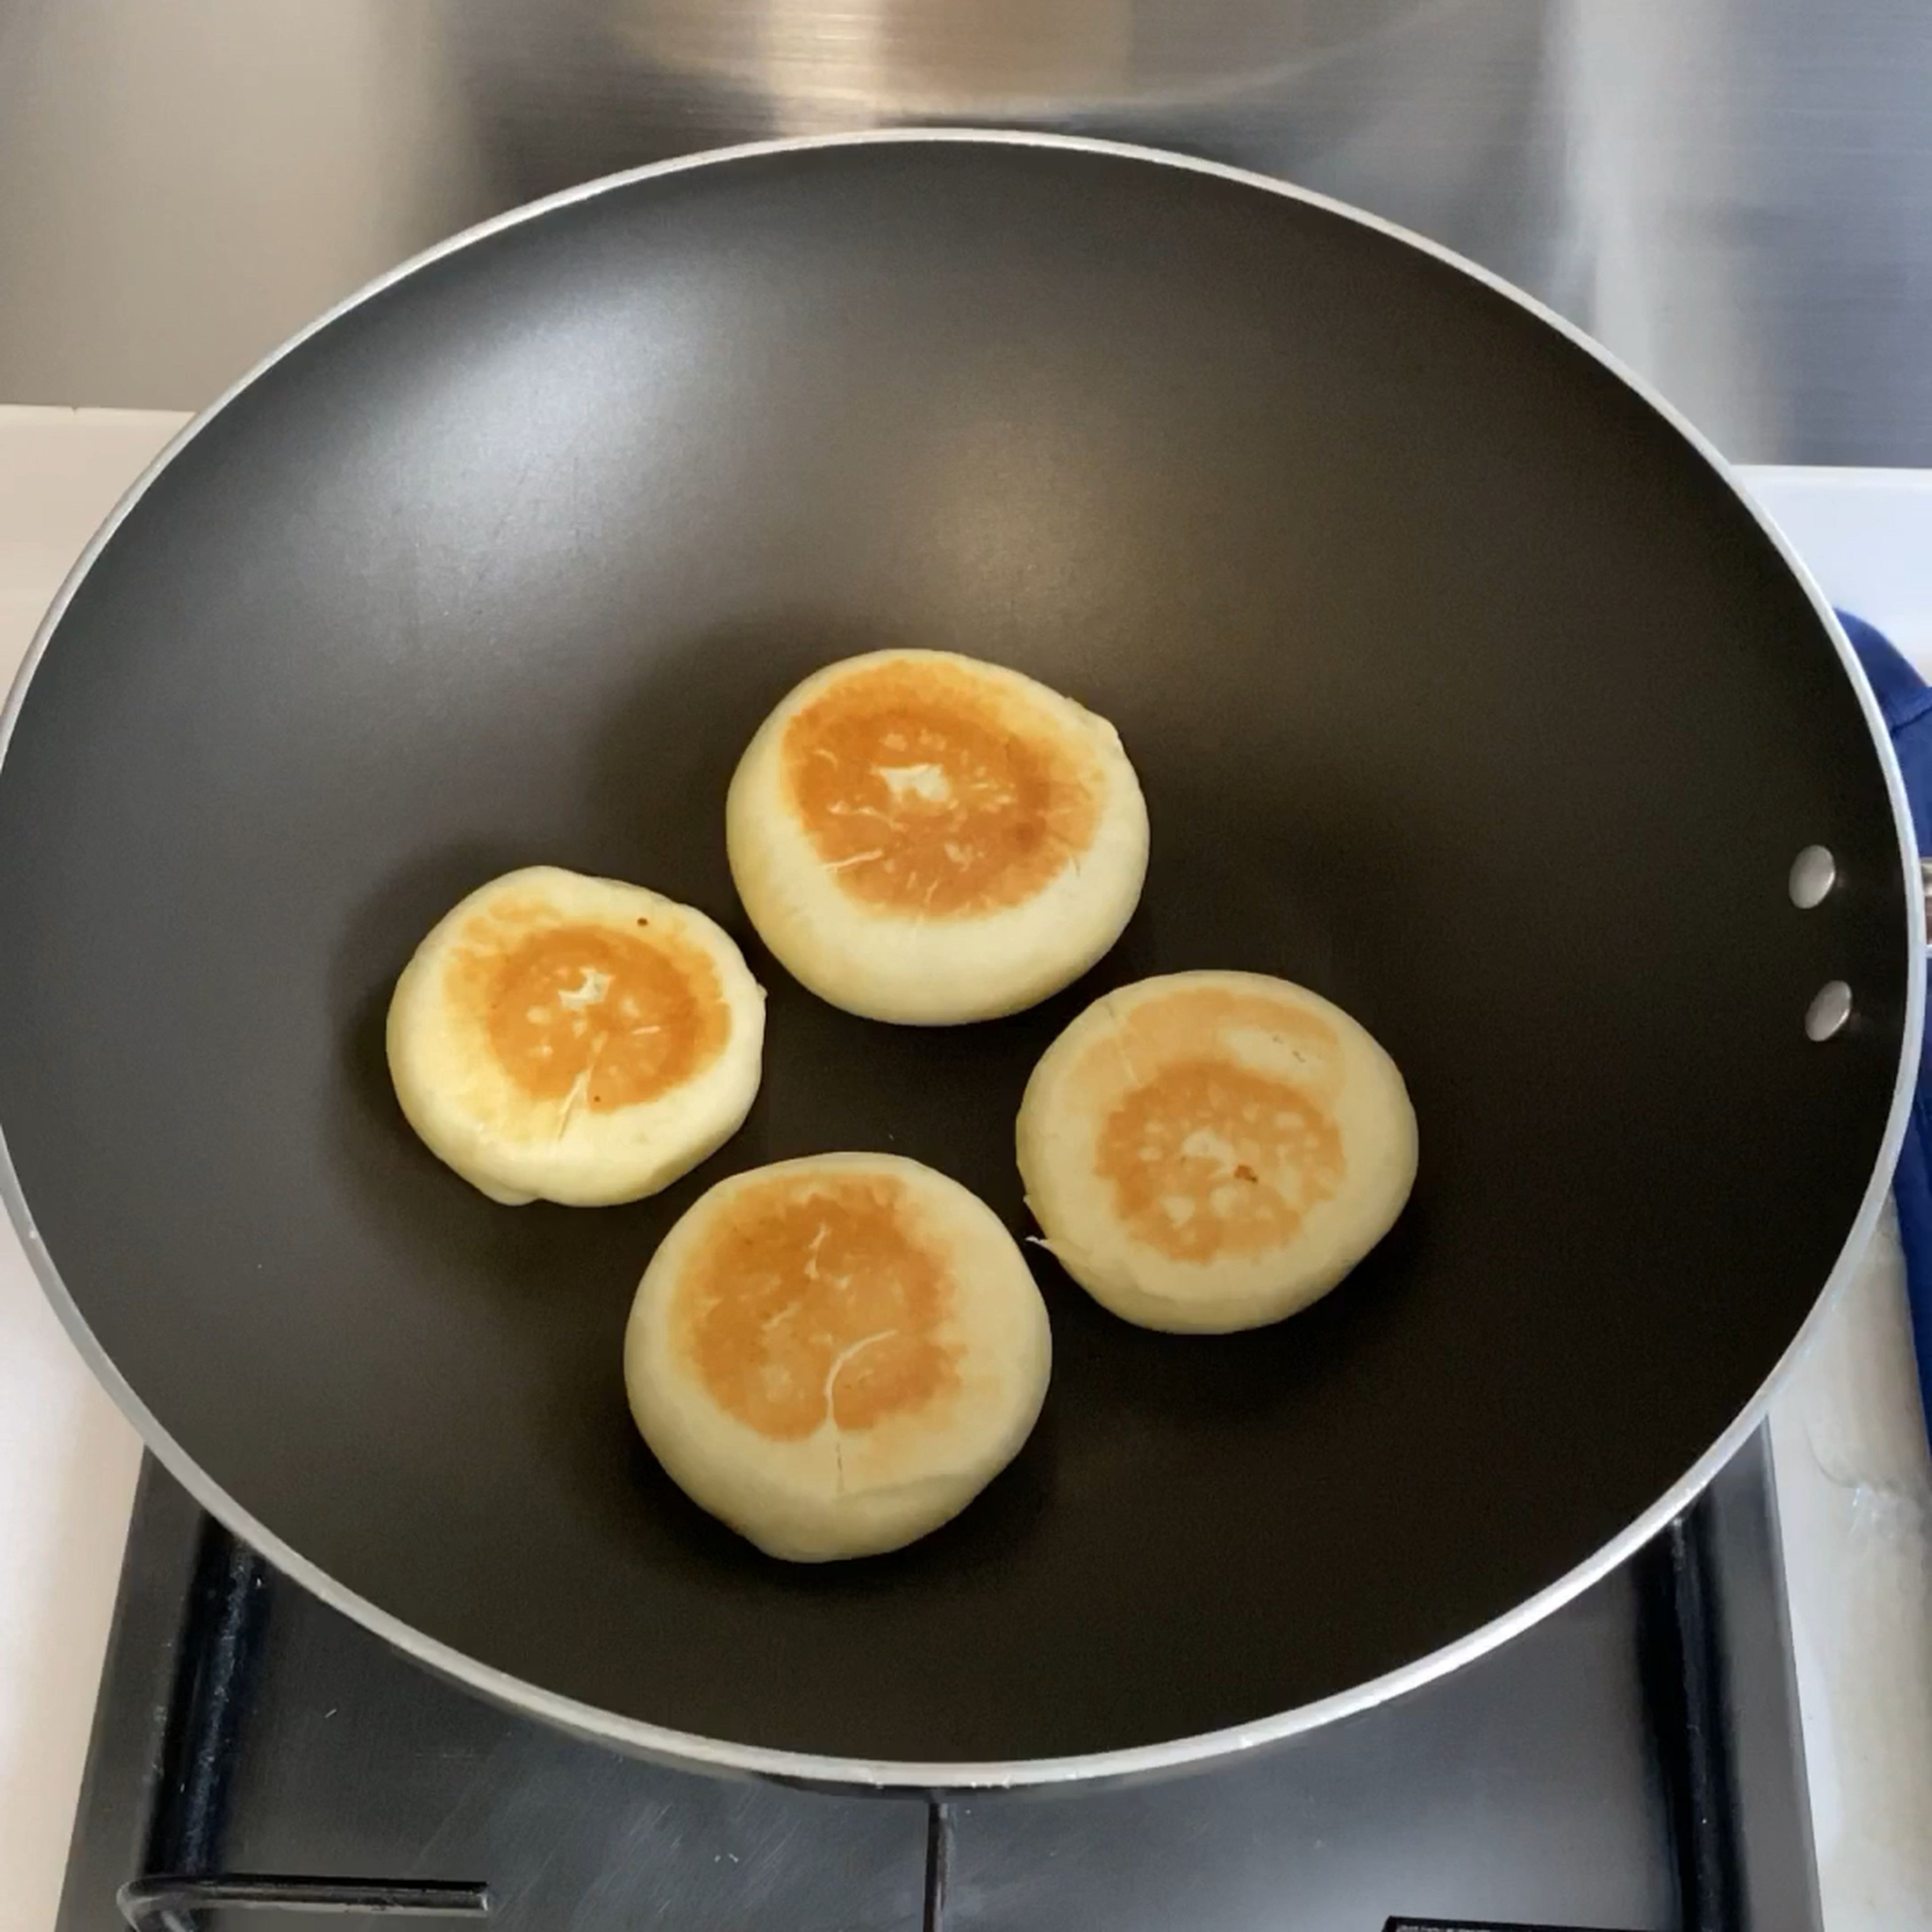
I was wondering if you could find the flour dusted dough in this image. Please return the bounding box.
[625,1153,1052,1560]
[1016,971,1417,1332]
[726,650,1148,1024]
[387,866,764,1206]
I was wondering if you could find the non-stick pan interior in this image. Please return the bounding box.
[0,139,1909,1772]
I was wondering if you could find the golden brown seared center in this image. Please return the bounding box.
[675,1173,962,1441]
[1092,992,1348,1262]
[452,909,729,1110]
[780,660,1102,917]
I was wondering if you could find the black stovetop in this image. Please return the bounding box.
[57,1432,1820,1932]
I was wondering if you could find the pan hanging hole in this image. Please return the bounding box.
[1805,981,1853,1042]
[1788,846,1836,909]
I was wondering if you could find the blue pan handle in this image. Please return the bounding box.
[1840,609,1932,1447]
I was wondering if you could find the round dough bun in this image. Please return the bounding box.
[726,650,1148,1024]
[387,866,765,1206]
[625,1153,1052,1561]
[1016,971,1417,1333]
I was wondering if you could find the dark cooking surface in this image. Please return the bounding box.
[0,138,1909,1768]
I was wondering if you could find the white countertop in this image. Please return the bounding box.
[1,409,1928,1931]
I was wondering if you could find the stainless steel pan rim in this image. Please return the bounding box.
[1,126,1920,1795]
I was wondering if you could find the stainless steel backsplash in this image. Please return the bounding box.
[2,0,1927,461]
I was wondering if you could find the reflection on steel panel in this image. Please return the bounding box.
[1,0,1928,458]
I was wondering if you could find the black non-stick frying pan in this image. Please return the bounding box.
[0,132,1918,1788]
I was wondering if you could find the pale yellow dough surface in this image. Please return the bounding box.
[386,865,765,1206]
[625,1153,1052,1561]
[727,649,1148,1024]
[1017,970,1417,1332]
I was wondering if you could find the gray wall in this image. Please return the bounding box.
[2,0,1928,461]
